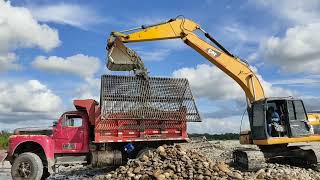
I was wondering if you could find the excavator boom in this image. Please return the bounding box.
[107,18,265,103]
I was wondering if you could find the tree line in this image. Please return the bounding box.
[188,133,239,140]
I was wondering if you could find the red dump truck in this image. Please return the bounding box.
[3,75,200,180]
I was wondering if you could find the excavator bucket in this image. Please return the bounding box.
[107,38,145,71]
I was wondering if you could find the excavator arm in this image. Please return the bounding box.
[107,18,265,103]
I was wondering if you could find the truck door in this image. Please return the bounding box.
[287,100,311,137]
[56,113,88,153]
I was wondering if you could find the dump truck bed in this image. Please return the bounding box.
[94,75,200,143]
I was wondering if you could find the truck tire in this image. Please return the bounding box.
[136,147,155,159]
[11,152,43,180]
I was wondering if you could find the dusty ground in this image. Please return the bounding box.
[2,140,320,179]
[0,160,10,180]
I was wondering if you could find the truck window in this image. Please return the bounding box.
[63,115,83,127]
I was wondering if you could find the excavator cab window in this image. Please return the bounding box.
[286,100,311,137]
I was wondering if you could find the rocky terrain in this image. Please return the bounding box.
[2,140,320,179]
[81,141,320,180]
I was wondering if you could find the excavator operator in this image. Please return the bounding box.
[267,107,280,136]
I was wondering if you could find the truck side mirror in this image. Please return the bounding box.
[53,121,58,127]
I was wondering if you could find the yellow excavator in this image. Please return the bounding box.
[106,17,320,170]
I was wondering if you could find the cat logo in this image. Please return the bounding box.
[207,48,221,58]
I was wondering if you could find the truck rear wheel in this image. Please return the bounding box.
[11,152,43,180]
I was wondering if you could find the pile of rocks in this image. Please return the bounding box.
[50,141,320,180]
[253,163,320,180]
[93,144,244,180]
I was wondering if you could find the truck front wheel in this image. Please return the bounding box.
[11,152,43,180]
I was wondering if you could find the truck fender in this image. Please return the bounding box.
[10,137,55,174]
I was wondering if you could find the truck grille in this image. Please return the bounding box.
[100,75,201,122]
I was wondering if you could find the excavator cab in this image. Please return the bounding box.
[236,97,318,171]
[249,97,312,142]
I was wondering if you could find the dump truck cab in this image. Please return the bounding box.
[52,110,90,154]
[6,100,96,179]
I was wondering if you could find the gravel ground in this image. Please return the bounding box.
[2,140,320,179]
[0,161,11,180]
[182,140,320,180]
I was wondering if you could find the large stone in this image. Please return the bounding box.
[217,162,230,173]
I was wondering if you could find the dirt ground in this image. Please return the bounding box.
[0,160,10,180]
[2,140,320,179]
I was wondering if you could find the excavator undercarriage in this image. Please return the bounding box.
[233,144,320,171]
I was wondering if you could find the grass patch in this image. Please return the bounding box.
[0,131,11,150]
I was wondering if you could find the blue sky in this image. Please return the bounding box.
[1,0,320,133]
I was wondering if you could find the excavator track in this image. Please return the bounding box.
[293,146,320,171]
[233,145,320,171]
[233,148,266,171]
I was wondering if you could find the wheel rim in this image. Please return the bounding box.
[17,161,32,178]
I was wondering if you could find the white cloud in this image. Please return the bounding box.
[0,1,60,53]
[272,77,320,86]
[74,78,100,102]
[172,64,294,101]
[258,23,320,74]
[252,1,320,75]
[0,80,63,128]
[27,3,106,30]
[32,54,101,79]
[222,24,263,44]
[173,64,244,100]
[254,0,320,24]
[188,115,249,134]
[0,120,54,131]
[136,49,171,61]
[0,53,21,72]
[301,96,320,112]
[249,66,295,97]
